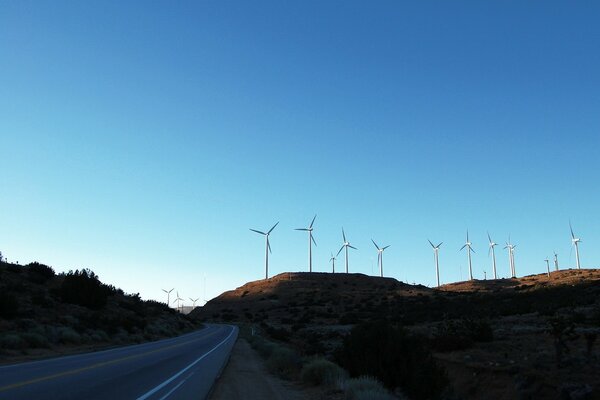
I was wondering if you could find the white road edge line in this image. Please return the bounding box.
[136,325,236,400]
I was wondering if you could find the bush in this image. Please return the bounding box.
[0,292,19,318]
[431,318,493,352]
[26,262,55,283]
[59,269,113,309]
[266,346,302,379]
[337,321,448,400]
[22,332,50,348]
[301,357,347,387]
[57,327,82,344]
[344,376,395,400]
[0,333,26,349]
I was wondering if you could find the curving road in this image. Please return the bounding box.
[0,324,238,400]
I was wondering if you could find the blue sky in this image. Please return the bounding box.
[1,1,599,304]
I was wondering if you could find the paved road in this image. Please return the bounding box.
[0,324,238,400]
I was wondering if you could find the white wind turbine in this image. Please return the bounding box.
[570,222,582,270]
[337,228,357,273]
[487,232,498,279]
[162,288,174,306]
[190,297,200,309]
[554,251,559,271]
[250,221,279,279]
[173,291,184,313]
[295,215,317,272]
[545,258,550,277]
[504,237,516,278]
[460,231,475,280]
[371,239,390,277]
[329,252,336,273]
[428,240,443,287]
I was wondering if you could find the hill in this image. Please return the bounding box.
[0,260,201,364]
[191,269,600,399]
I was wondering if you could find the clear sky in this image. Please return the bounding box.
[1,1,599,305]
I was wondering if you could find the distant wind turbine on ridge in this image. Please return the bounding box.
[504,236,516,278]
[570,222,582,270]
[428,240,443,287]
[295,215,317,272]
[173,291,183,313]
[460,231,475,280]
[162,288,174,306]
[554,251,559,271]
[545,258,550,277]
[329,252,336,273]
[337,228,357,273]
[371,239,390,277]
[487,232,498,279]
[190,297,200,308]
[250,221,279,279]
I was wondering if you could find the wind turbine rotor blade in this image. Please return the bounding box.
[337,246,344,257]
[342,228,346,242]
[487,232,492,243]
[250,229,266,235]
[267,238,272,253]
[311,234,317,246]
[460,244,467,251]
[470,246,476,253]
[382,245,390,250]
[372,239,380,250]
[310,214,317,229]
[268,221,279,234]
[349,245,357,250]
[437,242,443,248]
[428,239,435,248]
[295,228,308,231]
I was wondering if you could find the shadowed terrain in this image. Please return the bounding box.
[191,269,600,399]
[0,260,201,364]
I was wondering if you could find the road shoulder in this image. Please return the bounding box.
[208,338,319,400]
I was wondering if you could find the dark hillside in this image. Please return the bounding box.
[191,270,600,399]
[0,260,201,364]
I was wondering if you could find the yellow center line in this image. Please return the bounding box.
[0,329,220,393]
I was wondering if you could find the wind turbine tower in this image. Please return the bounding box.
[190,297,199,308]
[545,258,550,277]
[371,239,390,277]
[460,231,475,280]
[487,232,498,279]
[504,238,516,278]
[337,228,357,273]
[162,288,174,306]
[295,215,317,272]
[250,221,279,279]
[428,240,443,287]
[554,252,559,271]
[570,222,582,270]
[329,252,336,273]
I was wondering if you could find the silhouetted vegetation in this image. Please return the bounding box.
[25,262,55,284]
[0,292,19,319]
[430,318,494,352]
[58,269,114,309]
[336,322,448,400]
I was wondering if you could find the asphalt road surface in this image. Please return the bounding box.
[0,324,238,400]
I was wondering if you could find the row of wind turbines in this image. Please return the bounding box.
[251,216,586,287]
[161,288,201,312]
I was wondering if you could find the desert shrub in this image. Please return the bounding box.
[266,346,302,379]
[0,333,26,349]
[431,318,493,352]
[262,323,291,342]
[0,292,19,318]
[301,357,347,387]
[253,338,278,359]
[57,327,81,344]
[344,376,395,400]
[89,330,110,342]
[59,269,113,309]
[22,332,50,348]
[337,321,447,400]
[26,262,55,283]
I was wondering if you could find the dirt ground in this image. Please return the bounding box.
[208,339,325,400]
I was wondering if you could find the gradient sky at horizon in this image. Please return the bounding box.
[1,1,599,305]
